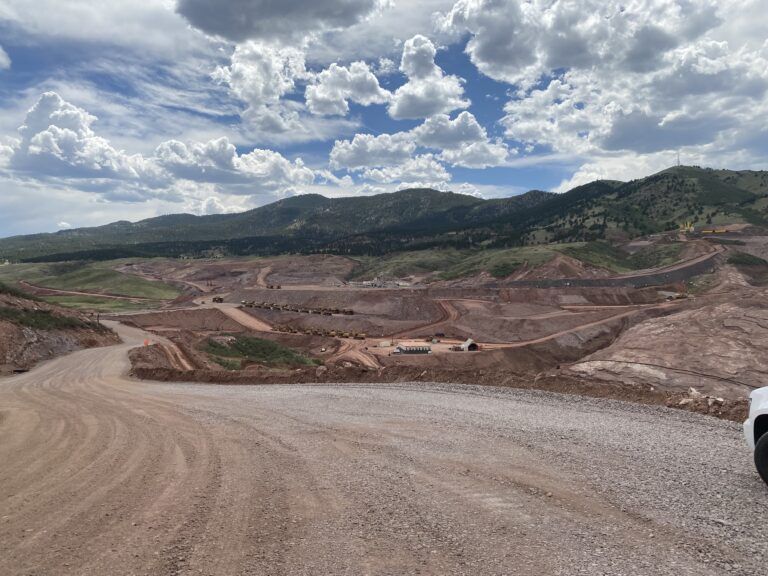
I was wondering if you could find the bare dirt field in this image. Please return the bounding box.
[95,235,767,411]
[5,231,747,418]
[0,323,765,576]
[118,254,356,293]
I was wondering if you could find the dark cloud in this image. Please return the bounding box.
[176,0,382,42]
[601,110,733,154]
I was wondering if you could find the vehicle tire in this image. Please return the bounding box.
[755,433,768,486]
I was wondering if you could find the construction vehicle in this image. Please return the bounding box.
[354,333,366,340]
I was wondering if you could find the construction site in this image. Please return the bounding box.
[4,226,768,575]
[4,227,728,422]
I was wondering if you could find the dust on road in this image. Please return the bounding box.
[0,323,764,575]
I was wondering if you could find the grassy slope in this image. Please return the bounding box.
[351,250,467,280]
[351,241,688,280]
[0,281,40,300]
[727,252,768,286]
[41,295,165,312]
[0,261,180,300]
[351,244,582,280]
[438,245,563,279]
[204,336,319,370]
[561,242,684,273]
[0,307,93,330]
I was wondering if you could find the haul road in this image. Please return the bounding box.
[0,322,765,575]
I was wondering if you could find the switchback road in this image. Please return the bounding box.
[0,323,765,575]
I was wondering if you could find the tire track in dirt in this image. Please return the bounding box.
[1,322,764,575]
[218,304,273,332]
[160,341,195,371]
[18,281,157,302]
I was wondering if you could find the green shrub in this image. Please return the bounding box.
[728,252,768,266]
[204,336,319,368]
[212,356,242,371]
[0,307,89,330]
[0,282,39,300]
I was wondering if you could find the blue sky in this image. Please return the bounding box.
[0,0,766,236]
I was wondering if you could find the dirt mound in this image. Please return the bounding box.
[513,254,611,281]
[115,309,245,332]
[499,286,664,306]
[0,292,118,374]
[559,293,768,398]
[128,339,747,423]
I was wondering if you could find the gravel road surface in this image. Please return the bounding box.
[0,323,765,575]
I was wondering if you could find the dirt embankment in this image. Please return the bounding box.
[558,294,768,399]
[128,343,747,422]
[112,308,245,332]
[127,303,748,422]
[0,293,118,374]
[513,253,613,280]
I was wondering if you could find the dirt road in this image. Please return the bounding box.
[18,280,156,302]
[255,266,273,287]
[328,339,382,369]
[391,298,681,351]
[216,304,273,332]
[0,323,765,575]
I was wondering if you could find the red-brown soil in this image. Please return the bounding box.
[0,292,118,374]
[113,235,766,422]
[558,287,768,399]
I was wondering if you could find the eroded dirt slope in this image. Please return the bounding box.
[561,294,768,398]
[0,291,117,373]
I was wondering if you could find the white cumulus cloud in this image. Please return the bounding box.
[439,0,722,87]
[411,111,509,168]
[11,92,170,192]
[362,154,450,188]
[306,61,391,116]
[330,132,416,170]
[155,137,315,194]
[196,196,244,215]
[388,35,469,120]
[213,42,308,132]
[5,92,319,204]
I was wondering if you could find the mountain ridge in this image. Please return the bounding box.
[2,166,767,262]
